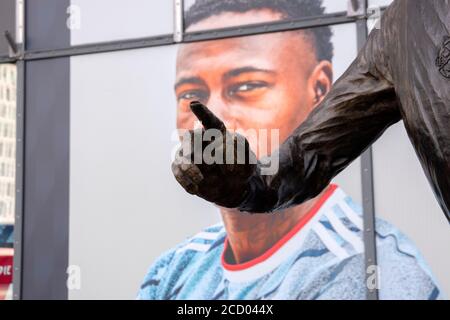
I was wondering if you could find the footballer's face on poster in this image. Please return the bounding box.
[174,9,333,158]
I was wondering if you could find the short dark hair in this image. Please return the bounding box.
[185,0,334,62]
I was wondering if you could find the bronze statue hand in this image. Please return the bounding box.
[172,101,258,209]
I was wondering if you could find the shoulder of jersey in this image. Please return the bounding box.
[174,222,227,256]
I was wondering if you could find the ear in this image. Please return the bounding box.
[307,60,333,108]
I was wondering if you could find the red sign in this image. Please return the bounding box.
[0,255,13,285]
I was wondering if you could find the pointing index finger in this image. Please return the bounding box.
[190,101,226,132]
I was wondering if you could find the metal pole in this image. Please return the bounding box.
[354,0,380,301]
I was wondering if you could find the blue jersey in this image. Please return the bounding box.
[138,185,443,300]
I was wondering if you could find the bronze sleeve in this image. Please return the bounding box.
[239,28,402,213]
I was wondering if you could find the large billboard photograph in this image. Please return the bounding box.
[0,0,449,304]
[66,0,446,300]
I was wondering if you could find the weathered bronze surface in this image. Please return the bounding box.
[172,0,450,222]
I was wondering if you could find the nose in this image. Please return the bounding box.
[206,94,236,131]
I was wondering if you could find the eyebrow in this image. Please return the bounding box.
[223,66,276,80]
[174,66,276,90]
[174,77,206,91]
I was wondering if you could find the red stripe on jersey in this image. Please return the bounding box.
[221,184,338,272]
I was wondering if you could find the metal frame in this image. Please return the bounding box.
[0,56,15,63]
[6,10,383,62]
[355,0,379,300]
[0,0,385,300]
[174,0,184,43]
[184,11,358,42]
